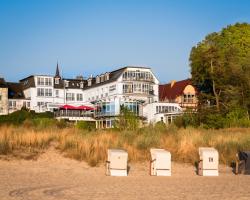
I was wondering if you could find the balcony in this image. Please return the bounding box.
[54,110,95,121]
[122,89,155,95]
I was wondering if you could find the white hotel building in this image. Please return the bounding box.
[4,65,182,127]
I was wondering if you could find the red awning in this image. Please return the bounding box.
[59,104,78,110]
[59,104,95,110]
[77,105,95,110]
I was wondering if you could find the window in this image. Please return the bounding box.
[105,73,110,81]
[123,83,153,94]
[77,94,83,101]
[45,88,52,96]
[80,82,84,88]
[37,102,46,107]
[88,79,92,86]
[123,84,133,93]
[55,78,59,84]
[183,94,195,103]
[45,78,51,86]
[134,83,142,92]
[55,90,59,97]
[0,94,2,101]
[37,77,52,86]
[37,77,44,85]
[0,107,3,113]
[9,101,16,108]
[66,93,75,101]
[37,88,52,97]
[96,76,100,84]
[95,102,116,117]
[37,88,44,96]
[65,81,69,87]
[100,75,104,82]
[122,70,154,82]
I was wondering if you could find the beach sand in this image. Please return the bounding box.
[0,147,250,200]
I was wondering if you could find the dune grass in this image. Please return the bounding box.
[0,124,250,166]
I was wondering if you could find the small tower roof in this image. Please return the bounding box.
[55,62,61,78]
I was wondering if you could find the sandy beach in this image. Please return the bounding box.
[0,147,250,200]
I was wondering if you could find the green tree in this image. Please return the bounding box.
[116,105,139,131]
[190,23,250,120]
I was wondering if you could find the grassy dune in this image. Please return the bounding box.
[0,125,250,166]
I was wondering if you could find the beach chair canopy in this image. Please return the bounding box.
[238,151,250,174]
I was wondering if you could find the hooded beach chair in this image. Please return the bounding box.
[236,151,250,175]
[106,149,128,176]
[150,148,171,176]
[198,147,219,176]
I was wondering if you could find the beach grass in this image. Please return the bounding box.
[0,125,250,166]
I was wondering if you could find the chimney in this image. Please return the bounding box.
[76,75,83,80]
[170,80,176,88]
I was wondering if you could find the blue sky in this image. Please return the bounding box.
[0,0,250,83]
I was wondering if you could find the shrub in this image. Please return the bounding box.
[225,108,250,128]
[174,112,199,128]
[115,105,139,131]
[201,113,225,129]
[75,121,96,131]
[0,110,32,125]
[154,121,167,132]
[32,118,56,129]
[56,119,68,129]
[34,111,54,119]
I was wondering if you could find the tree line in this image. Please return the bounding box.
[185,23,250,128]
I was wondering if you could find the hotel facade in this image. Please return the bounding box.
[0,65,183,127]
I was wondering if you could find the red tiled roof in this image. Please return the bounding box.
[159,79,194,101]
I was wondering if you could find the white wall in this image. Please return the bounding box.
[20,67,160,114]
[143,102,182,124]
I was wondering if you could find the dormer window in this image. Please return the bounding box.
[105,72,110,81]
[88,79,92,86]
[55,78,59,84]
[65,80,69,87]
[96,76,100,84]
[80,82,84,89]
[100,75,104,82]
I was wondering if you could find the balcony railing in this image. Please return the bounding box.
[122,77,154,82]
[122,89,154,95]
[54,110,94,118]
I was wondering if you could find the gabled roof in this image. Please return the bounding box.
[159,79,194,100]
[83,67,124,89]
[0,78,7,88]
[19,76,36,89]
[7,82,25,99]
[18,66,154,90]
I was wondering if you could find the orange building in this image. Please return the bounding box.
[159,79,198,110]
